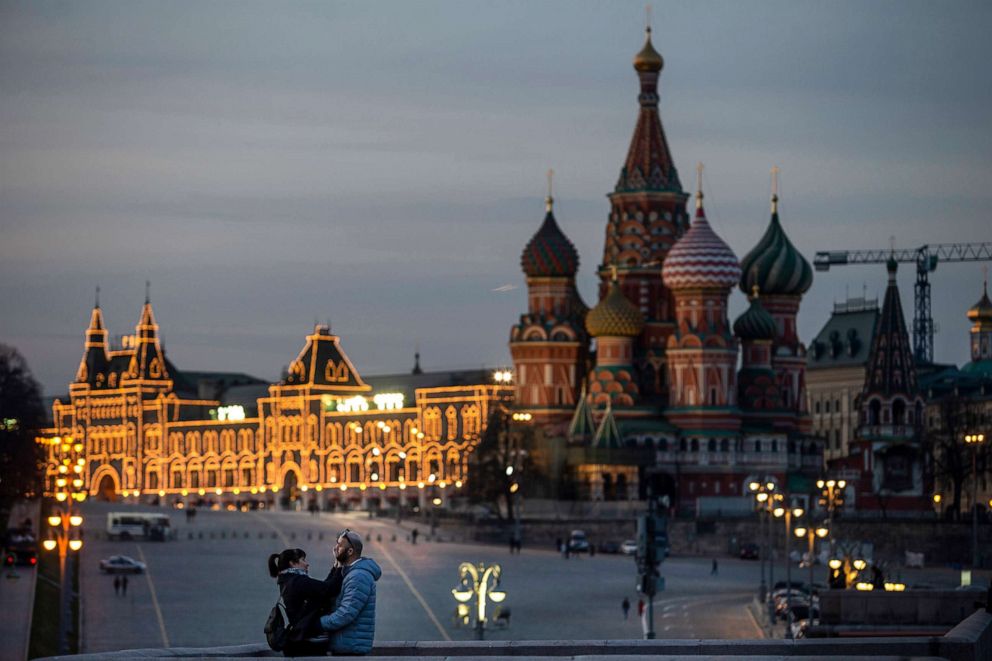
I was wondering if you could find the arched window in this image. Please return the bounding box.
[707,438,716,452]
[691,439,699,453]
[719,439,729,453]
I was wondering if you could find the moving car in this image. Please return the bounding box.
[99,555,146,574]
[567,530,590,553]
[620,539,638,555]
[3,527,38,567]
[598,540,621,554]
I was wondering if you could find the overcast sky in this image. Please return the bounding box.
[2,0,990,397]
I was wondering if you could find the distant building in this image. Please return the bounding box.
[806,296,879,462]
[39,296,505,509]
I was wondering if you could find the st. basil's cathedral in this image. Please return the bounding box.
[510,27,824,512]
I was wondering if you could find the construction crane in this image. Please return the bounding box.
[814,242,992,365]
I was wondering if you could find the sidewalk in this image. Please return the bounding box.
[0,499,41,661]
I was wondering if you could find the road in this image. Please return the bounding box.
[77,501,764,652]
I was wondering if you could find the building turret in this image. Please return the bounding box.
[965,278,992,367]
[124,285,171,384]
[853,258,926,508]
[734,288,783,419]
[584,277,644,409]
[662,169,741,432]
[510,179,589,415]
[739,176,812,430]
[75,289,109,385]
[599,25,690,403]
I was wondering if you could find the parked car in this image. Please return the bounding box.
[99,555,146,574]
[739,542,760,560]
[567,530,590,553]
[598,540,621,554]
[620,539,638,556]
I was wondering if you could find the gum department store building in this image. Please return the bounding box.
[41,28,824,512]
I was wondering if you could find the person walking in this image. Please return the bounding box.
[268,547,343,657]
[711,558,719,576]
[410,528,418,545]
[321,529,382,656]
[113,576,121,596]
[637,598,644,617]
[121,575,128,597]
[621,597,630,620]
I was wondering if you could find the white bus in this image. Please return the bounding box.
[106,512,173,541]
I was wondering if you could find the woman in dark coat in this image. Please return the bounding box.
[268,548,343,657]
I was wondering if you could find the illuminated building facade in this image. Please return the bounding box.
[40,298,506,508]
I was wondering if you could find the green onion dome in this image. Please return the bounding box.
[739,197,813,296]
[521,198,579,278]
[586,280,644,338]
[733,292,777,341]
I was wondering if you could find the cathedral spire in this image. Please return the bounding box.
[863,259,918,398]
[77,294,109,384]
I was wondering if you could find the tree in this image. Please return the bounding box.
[466,406,541,522]
[926,391,987,521]
[0,344,47,520]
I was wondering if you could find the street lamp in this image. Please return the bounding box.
[794,524,829,598]
[451,562,506,640]
[816,478,846,558]
[749,479,777,604]
[964,433,986,568]
[773,504,804,638]
[44,435,85,655]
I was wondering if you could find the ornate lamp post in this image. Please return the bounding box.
[451,562,507,640]
[44,435,86,655]
[794,523,829,597]
[816,478,846,558]
[773,503,804,638]
[964,433,986,568]
[748,479,777,604]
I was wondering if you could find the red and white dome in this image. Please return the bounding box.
[662,200,741,290]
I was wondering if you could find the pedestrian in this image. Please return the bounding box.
[411,528,418,545]
[508,535,515,554]
[637,598,644,617]
[113,575,121,596]
[621,597,630,620]
[555,537,562,553]
[320,529,382,656]
[268,546,343,657]
[121,575,128,596]
[711,558,719,575]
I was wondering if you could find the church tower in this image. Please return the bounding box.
[661,171,742,433]
[966,278,992,366]
[601,26,690,402]
[734,289,783,428]
[853,258,926,508]
[510,181,588,418]
[739,177,814,432]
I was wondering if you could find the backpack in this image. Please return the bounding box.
[264,596,293,651]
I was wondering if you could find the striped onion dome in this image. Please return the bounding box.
[739,196,813,296]
[733,293,777,341]
[521,198,579,278]
[586,280,644,338]
[661,199,741,290]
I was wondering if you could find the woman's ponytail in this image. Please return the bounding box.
[268,548,306,578]
[267,552,281,577]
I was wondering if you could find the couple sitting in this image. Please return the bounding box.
[267,529,382,656]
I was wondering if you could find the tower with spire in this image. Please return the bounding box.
[600,22,690,403]
[965,276,992,370]
[661,166,742,433]
[851,258,926,508]
[509,172,589,417]
[739,171,814,433]
[75,288,109,386]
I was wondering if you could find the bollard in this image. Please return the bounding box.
[377,534,382,542]
[391,534,396,542]
[318,532,323,541]
[221,531,226,539]
[188,532,194,540]
[199,531,204,539]
[308,532,312,541]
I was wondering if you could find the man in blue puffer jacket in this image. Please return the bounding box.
[320,529,382,655]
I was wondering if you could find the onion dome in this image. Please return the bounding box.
[520,196,579,277]
[733,289,777,341]
[633,27,663,72]
[662,191,741,290]
[586,279,644,337]
[967,280,992,325]
[739,193,812,296]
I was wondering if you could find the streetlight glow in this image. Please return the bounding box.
[68,540,82,551]
[43,539,57,551]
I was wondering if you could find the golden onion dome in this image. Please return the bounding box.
[967,281,992,324]
[633,27,663,73]
[586,280,644,338]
